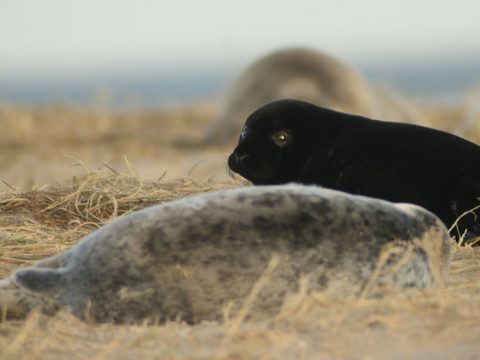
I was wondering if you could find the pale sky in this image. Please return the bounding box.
[1,0,480,81]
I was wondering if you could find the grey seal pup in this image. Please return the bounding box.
[0,185,450,324]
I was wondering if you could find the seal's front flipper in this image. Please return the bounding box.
[12,268,64,294]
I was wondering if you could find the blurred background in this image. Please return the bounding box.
[2,0,480,106]
[1,0,480,189]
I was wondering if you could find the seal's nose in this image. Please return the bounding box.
[234,153,248,163]
[228,151,248,172]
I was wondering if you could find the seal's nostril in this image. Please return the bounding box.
[235,153,248,163]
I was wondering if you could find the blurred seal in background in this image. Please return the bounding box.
[206,47,422,145]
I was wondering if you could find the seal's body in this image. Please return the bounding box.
[0,185,449,323]
[228,99,480,239]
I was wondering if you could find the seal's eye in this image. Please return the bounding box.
[272,130,291,147]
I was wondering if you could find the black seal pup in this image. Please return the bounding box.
[0,185,449,323]
[228,99,480,240]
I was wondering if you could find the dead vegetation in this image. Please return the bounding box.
[0,100,480,359]
[0,103,229,190]
[0,165,242,277]
[0,169,479,359]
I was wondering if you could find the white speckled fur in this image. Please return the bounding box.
[0,184,450,323]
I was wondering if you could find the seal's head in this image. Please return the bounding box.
[228,99,325,184]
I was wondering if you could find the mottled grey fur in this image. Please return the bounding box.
[0,185,450,324]
[205,48,422,145]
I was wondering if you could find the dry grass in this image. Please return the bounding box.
[0,103,230,191]
[0,170,479,359]
[0,166,242,278]
[0,100,480,359]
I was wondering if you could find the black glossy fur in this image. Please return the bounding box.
[228,99,480,240]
